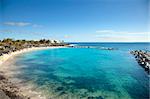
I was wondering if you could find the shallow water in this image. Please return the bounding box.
[12,43,149,99]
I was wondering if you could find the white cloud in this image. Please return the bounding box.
[0,29,44,35]
[97,35,149,42]
[64,35,70,38]
[96,30,114,33]
[95,29,149,42]
[3,22,43,28]
[0,29,13,33]
[4,22,31,27]
[32,24,43,28]
[96,29,148,35]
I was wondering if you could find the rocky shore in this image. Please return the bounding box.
[0,72,29,99]
[130,50,150,74]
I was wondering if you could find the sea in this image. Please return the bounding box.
[11,43,150,99]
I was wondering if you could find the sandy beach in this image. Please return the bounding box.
[0,46,66,99]
[0,46,66,66]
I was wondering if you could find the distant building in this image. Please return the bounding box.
[50,40,63,44]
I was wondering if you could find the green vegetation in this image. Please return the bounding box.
[0,38,69,56]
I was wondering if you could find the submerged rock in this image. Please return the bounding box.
[56,87,64,91]
[0,74,30,99]
[0,90,10,99]
[87,96,104,99]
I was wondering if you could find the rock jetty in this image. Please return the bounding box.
[130,50,150,74]
[69,45,117,50]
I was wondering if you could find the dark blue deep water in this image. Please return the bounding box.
[13,43,149,99]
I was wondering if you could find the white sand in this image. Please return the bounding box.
[0,46,65,66]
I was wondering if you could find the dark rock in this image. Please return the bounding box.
[56,87,64,91]
[88,96,94,99]
[87,96,104,99]
[0,74,5,80]
[59,91,66,95]
[0,74,30,99]
[0,90,10,99]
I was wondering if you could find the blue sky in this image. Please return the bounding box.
[0,0,149,42]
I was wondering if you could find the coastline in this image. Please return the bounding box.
[0,46,66,66]
[0,46,66,99]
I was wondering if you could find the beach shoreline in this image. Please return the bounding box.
[0,46,66,66]
[0,46,66,99]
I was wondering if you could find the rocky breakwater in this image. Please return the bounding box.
[0,72,29,99]
[130,50,150,74]
[69,45,118,50]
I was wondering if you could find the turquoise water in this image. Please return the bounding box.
[14,43,149,99]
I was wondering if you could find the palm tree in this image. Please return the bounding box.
[53,40,57,44]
